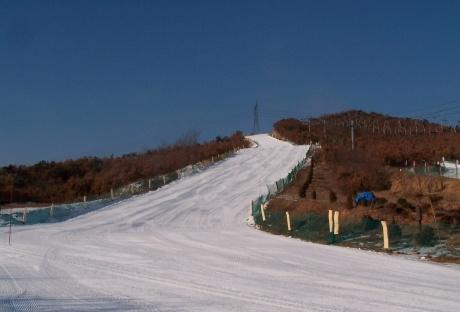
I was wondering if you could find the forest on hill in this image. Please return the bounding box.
[0,132,249,204]
[274,110,460,194]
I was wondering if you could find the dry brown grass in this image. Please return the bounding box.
[0,132,249,204]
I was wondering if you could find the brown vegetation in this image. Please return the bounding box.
[274,110,460,165]
[273,110,460,196]
[271,110,460,225]
[0,132,249,204]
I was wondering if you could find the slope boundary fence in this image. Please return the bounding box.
[0,147,244,227]
[250,144,315,219]
[251,146,460,261]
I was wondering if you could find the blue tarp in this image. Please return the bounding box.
[355,192,375,204]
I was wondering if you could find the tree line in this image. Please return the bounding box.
[0,131,249,204]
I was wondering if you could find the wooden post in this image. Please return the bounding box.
[286,211,291,231]
[328,210,333,233]
[83,195,87,203]
[333,211,340,235]
[381,221,389,249]
[148,179,152,189]
[22,208,27,224]
[261,203,266,221]
[50,203,54,217]
[163,175,167,185]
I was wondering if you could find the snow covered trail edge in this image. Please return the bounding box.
[1,134,459,311]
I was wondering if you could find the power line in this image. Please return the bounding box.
[397,99,460,117]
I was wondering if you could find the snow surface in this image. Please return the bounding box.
[1,134,459,311]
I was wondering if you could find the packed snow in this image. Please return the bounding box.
[0,134,459,311]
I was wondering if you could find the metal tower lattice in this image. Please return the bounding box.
[252,101,260,134]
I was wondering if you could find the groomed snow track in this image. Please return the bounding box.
[0,134,459,311]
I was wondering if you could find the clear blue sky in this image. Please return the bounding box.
[1,0,460,165]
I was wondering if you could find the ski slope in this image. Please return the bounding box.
[1,134,459,311]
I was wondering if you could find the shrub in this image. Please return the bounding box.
[385,202,397,211]
[429,195,443,203]
[374,197,387,205]
[346,193,354,209]
[329,190,337,203]
[274,110,460,195]
[397,198,414,209]
[299,163,314,198]
[273,119,309,144]
[0,131,249,204]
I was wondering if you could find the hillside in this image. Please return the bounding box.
[1,134,459,311]
[273,110,460,195]
[274,110,460,165]
[263,110,460,261]
[0,132,249,204]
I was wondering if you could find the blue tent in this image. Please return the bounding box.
[355,192,376,204]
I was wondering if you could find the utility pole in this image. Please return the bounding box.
[9,207,12,246]
[351,120,355,150]
[252,101,260,135]
[7,174,14,246]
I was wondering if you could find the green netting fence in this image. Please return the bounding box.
[251,146,315,218]
[251,145,460,260]
[257,210,460,260]
[0,148,240,227]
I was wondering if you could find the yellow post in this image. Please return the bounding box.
[328,210,333,233]
[261,203,266,221]
[333,211,340,235]
[381,221,389,249]
[286,211,291,231]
